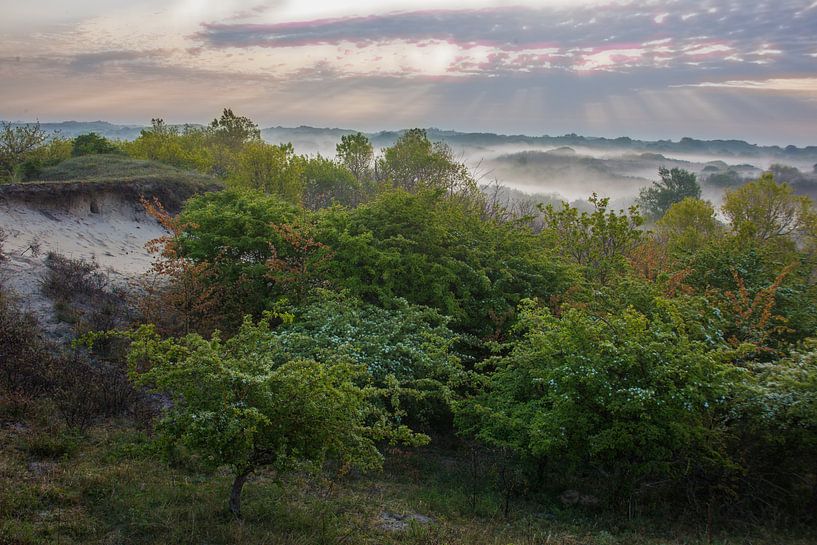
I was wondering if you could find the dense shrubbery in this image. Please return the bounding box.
[0,285,143,430]
[4,109,817,533]
[116,116,816,524]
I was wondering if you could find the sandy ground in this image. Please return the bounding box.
[0,195,166,338]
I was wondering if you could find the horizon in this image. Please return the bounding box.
[3,118,815,150]
[2,1,816,145]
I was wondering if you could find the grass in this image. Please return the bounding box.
[1,406,813,545]
[2,154,222,211]
[36,155,211,185]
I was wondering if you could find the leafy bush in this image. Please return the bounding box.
[127,316,427,517]
[271,292,463,428]
[71,132,119,156]
[456,298,737,507]
[317,189,569,340]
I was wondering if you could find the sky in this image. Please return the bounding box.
[1,0,816,145]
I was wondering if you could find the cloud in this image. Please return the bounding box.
[1,0,817,145]
[68,49,174,71]
[676,77,817,92]
[192,2,816,78]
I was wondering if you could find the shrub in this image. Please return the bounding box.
[0,289,52,396]
[127,316,427,517]
[49,352,139,431]
[71,132,119,156]
[456,298,737,509]
[41,252,132,334]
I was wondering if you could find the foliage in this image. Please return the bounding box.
[301,154,360,210]
[71,132,119,156]
[159,190,308,329]
[722,173,816,245]
[207,108,261,149]
[540,194,644,284]
[229,141,304,203]
[377,128,479,198]
[270,292,463,427]
[656,197,722,255]
[273,292,459,383]
[726,339,817,517]
[679,237,817,350]
[123,118,215,172]
[456,298,737,503]
[127,316,426,516]
[0,121,50,180]
[705,169,744,188]
[316,189,569,339]
[336,132,374,183]
[637,167,701,220]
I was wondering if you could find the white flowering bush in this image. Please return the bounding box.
[270,292,464,427]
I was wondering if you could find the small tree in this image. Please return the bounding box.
[722,173,816,243]
[638,167,701,220]
[336,132,374,184]
[72,132,118,156]
[0,121,49,180]
[540,194,644,284]
[127,316,425,518]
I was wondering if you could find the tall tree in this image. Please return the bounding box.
[208,108,261,149]
[657,197,722,255]
[230,141,304,203]
[638,167,701,220]
[336,132,374,183]
[377,129,478,198]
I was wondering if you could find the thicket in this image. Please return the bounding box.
[3,109,817,535]
[0,285,143,431]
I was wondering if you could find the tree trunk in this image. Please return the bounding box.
[229,470,251,518]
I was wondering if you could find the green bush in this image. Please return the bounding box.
[71,132,119,156]
[456,298,738,505]
[126,315,426,517]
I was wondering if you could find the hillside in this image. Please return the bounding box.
[0,157,219,339]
